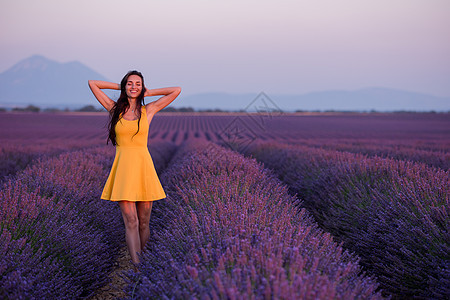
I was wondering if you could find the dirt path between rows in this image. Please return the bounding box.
[89,246,133,300]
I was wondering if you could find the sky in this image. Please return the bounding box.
[1,0,449,98]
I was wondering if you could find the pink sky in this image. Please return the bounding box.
[1,0,449,97]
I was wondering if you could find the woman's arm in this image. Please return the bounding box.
[88,80,120,111]
[145,87,182,114]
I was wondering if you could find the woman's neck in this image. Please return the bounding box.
[128,99,138,112]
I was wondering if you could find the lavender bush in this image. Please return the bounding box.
[124,141,383,299]
[147,140,178,173]
[285,138,450,171]
[0,146,122,298]
[0,182,77,299]
[1,111,447,298]
[239,141,449,299]
[0,139,104,181]
[0,141,176,299]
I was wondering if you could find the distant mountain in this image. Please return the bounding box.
[288,87,450,112]
[1,55,449,111]
[0,55,114,109]
[178,93,258,111]
[180,88,450,112]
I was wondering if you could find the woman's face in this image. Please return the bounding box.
[125,74,143,99]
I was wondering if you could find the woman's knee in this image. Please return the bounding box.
[138,221,149,232]
[119,201,139,230]
[136,202,152,224]
[123,214,139,229]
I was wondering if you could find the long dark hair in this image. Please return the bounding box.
[108,70,147,146]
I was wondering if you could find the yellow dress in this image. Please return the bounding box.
[101,106,166,201]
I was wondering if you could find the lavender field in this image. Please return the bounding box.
[0,111,448,299]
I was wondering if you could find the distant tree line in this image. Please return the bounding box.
[0,105,446,114]
[0,105,238,113]
[10,105,41,112]
[160,107,235,113]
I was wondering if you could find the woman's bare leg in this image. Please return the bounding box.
[119,201,141,264]
[136,201,153,250]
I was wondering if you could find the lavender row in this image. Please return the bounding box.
[0,137,172,182]
[0,138,105,182]
[124,141,383,299]
[239,141,449,299]
[0,146,119,299]
[289,138,450,170]
[0,141,176,299]
[147,141,178,173]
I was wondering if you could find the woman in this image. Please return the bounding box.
[88,70,181,264]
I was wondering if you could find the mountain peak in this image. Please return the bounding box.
[26,54,49,61]
[9,54,58,73]
[0,55,111,108]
